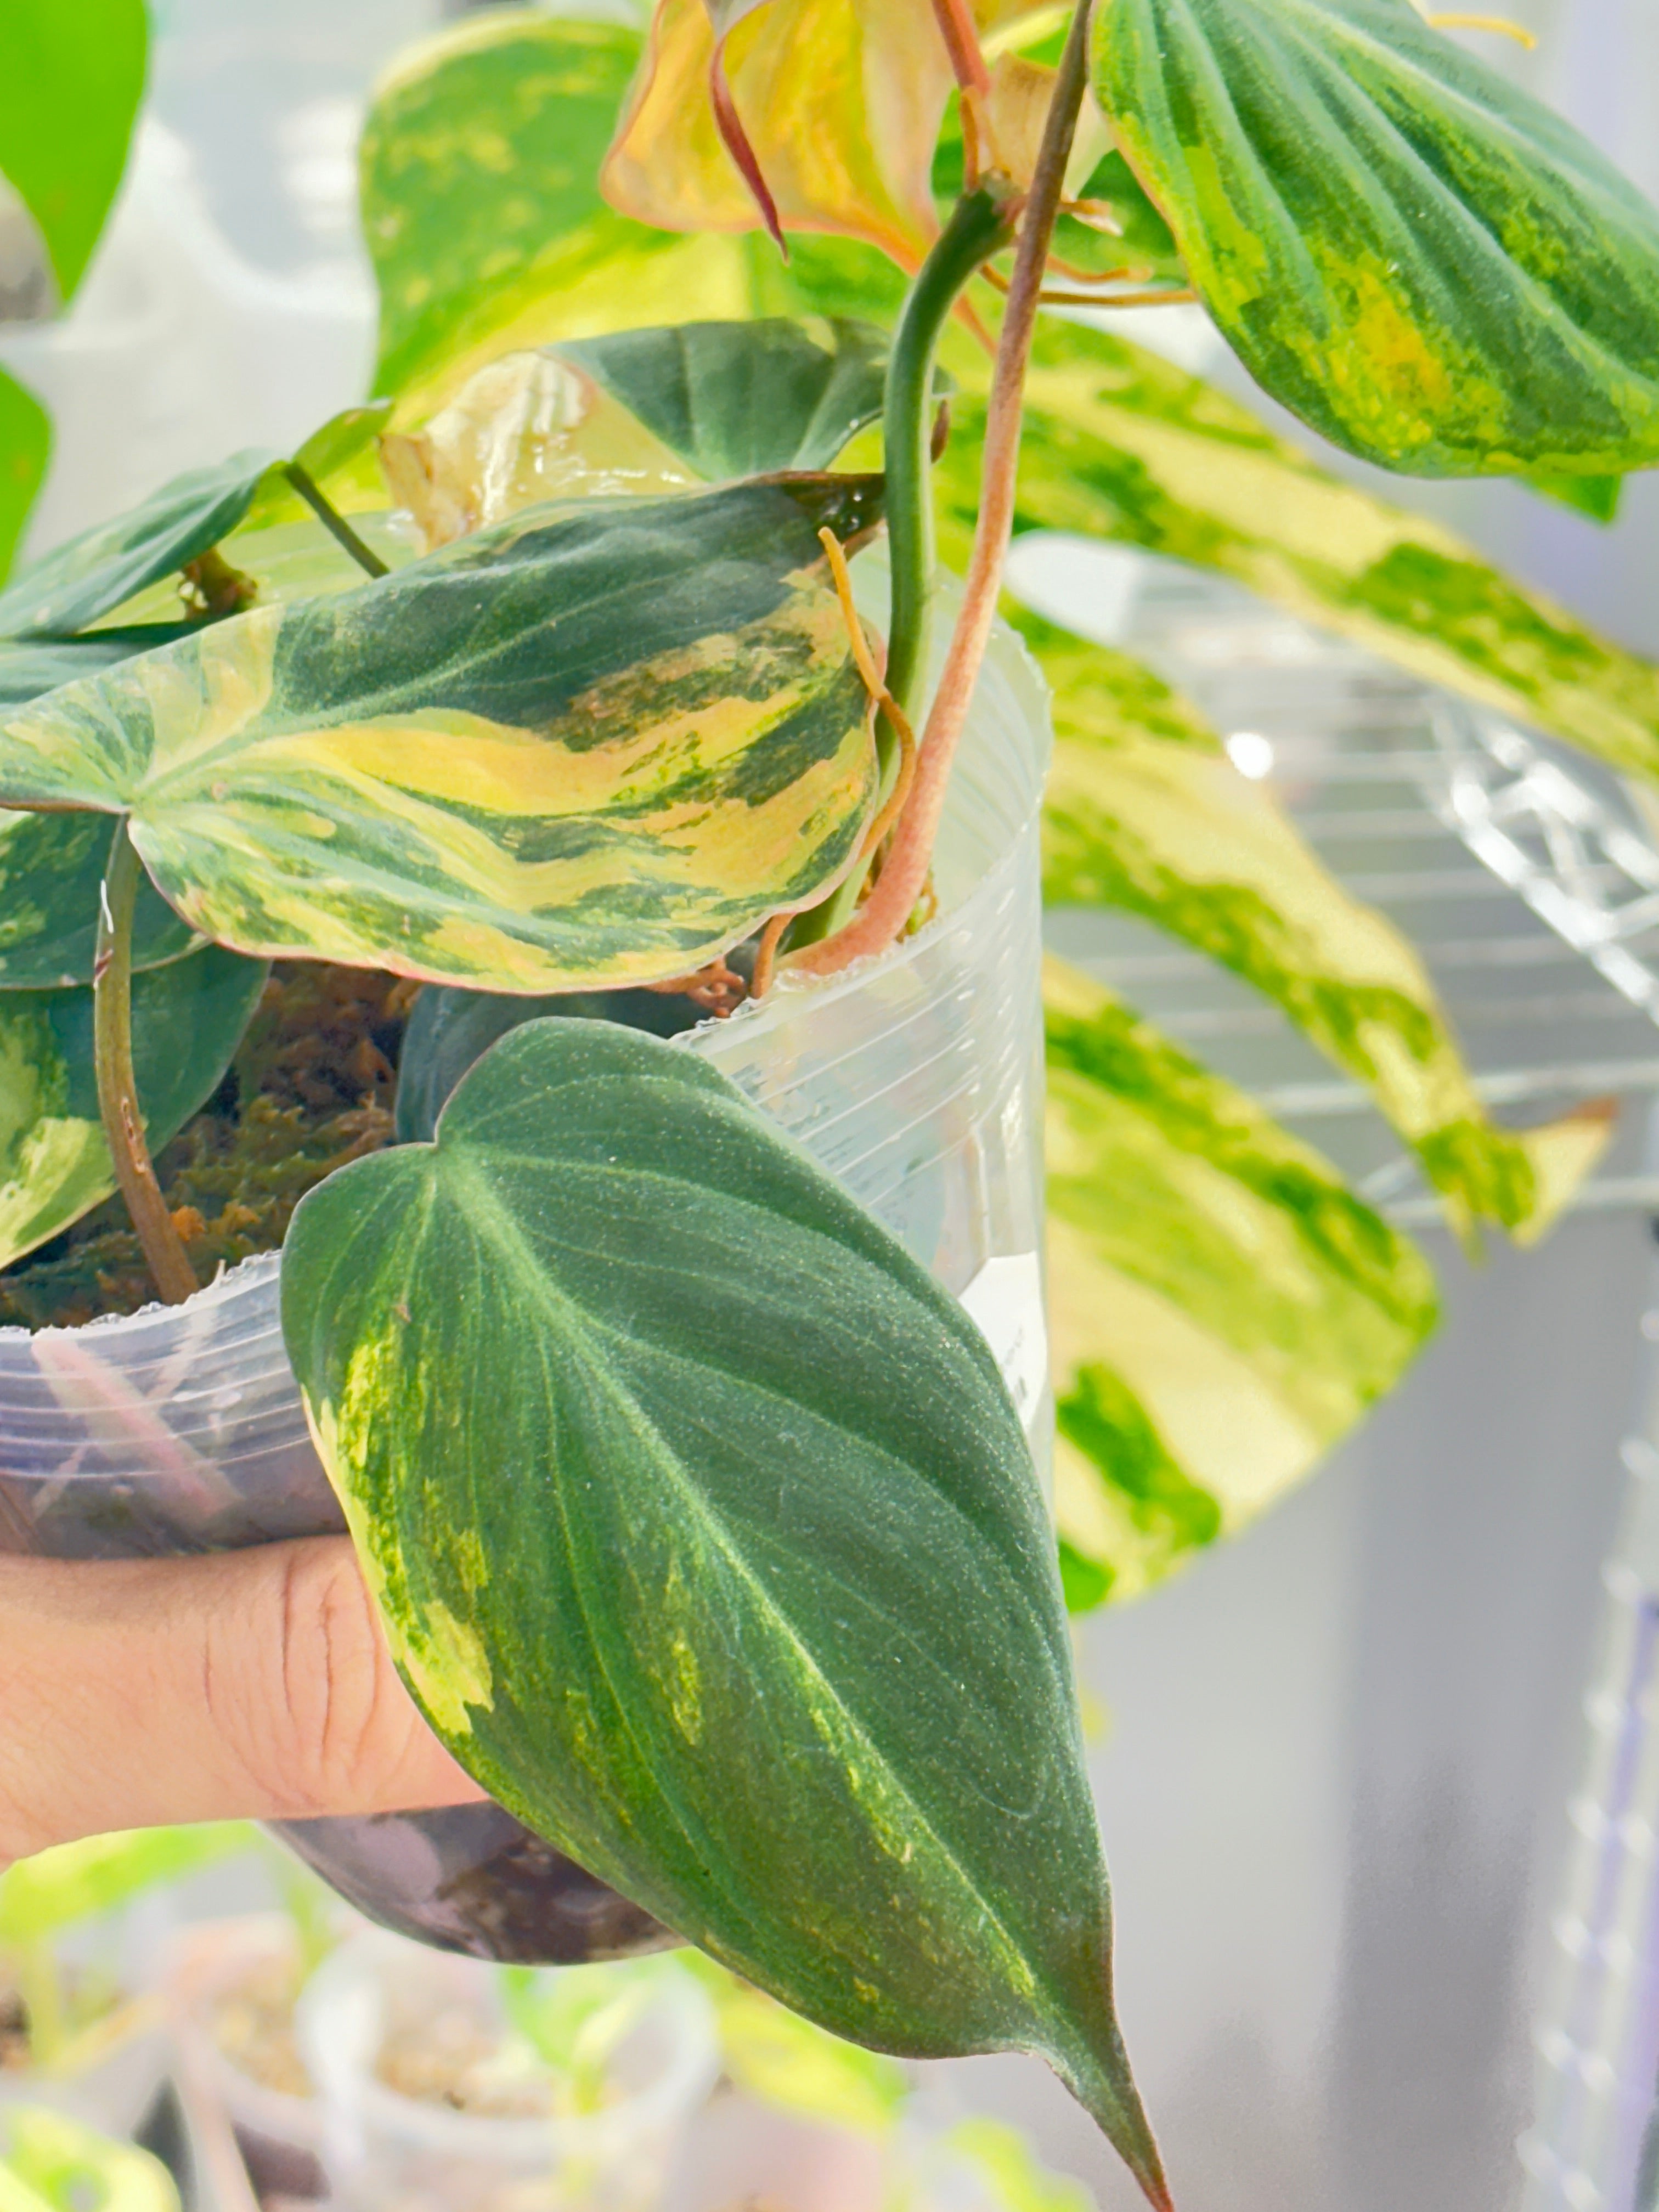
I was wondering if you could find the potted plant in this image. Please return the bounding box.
[295,1936,716,2211]
[3,2,1659,2205]
[0,1826,250,2138]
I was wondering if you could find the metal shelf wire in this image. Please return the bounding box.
[1005,534,1659,2212]
[1010,533,1659,1226]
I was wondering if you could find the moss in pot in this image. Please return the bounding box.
[9,0,1659,2197]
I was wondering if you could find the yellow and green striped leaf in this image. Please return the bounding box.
[937,321,1659,789]
[360,9,908,420]
[1031,618,1609,1237]
[0,478,884,992]
[1044,956,1438,1606]
[280,1015,1166,2201]
[0,942,267,1271]
[1091,0,1659,476]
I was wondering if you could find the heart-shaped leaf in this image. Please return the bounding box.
[0,0,146,305]
[393,981,706,1144]
[0,631,196,713]
[0,370,49,589]
[1043,957,1437,1607]
[281,1017,1167,2203]
[0,452,276,641]
[1091,0,1659,475]
[0,477,883,992]
[556,319,901,479]
[0,940,267,1271]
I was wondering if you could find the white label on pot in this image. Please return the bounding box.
[959,1253,1048,1427]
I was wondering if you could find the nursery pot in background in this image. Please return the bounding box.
[0,584,1052,1963]
[296,1931,718,2212]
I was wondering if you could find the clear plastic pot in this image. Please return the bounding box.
[163,1915,328,2204]
[0,590,1052,1962]
[296,1932,719,2212]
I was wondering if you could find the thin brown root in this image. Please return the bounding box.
[749,913,792,1000]
[816,524,920,861]
[645,957,747,1016]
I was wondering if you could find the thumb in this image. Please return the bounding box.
[0,1536,487,1865]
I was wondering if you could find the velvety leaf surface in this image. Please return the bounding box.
[0,810,196,989]
[1091,0,1659,476]
[1030,617,1608,1238]
[394,980,704,1144]
[936,321,1659,787]
[360,9,910,417]
[0,452,274,640]
[0,631,194,713]
[0,369,49,589]
[1043,957,1437,1607]
[556,319,898,479]
[0,478,884,992]
[0,0,146,303]
[281,1018,1166,2199]
[0,942,266,1270]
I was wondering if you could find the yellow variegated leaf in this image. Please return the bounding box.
[602,0,1049,269]
[934,320,1659,787]
[1033,618,1612,1237]
[0,479,883,994]
[1044,956,1439,1606]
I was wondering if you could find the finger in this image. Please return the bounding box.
[0,1536,488,1864]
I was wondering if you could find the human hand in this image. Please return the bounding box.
[0,1536,486,1866]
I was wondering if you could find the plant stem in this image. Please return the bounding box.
[94,821,199,1306]
[787,0,1096,983]
[284,463,390,579]
[791,185,1017,948]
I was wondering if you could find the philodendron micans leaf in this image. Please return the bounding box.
[1043,957,1437,1609]
[1091,0,1659,476]
[0,941,267,1270]
[1029,617,1611,1240]
[0,452,276,640]
[556,319,902,480]
[280,1018,1169,2206]
[0,634,202,986]
[393,981,705,1144]
[0,809,196,988]
[0,476,884,992]
[935,321,1659,787]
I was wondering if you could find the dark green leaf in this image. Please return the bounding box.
[1092,0,1659,475]
[0,477,885,992]
[0,0,146,302]
[281,1018,1166,2202]
[0,630,195,713]
[0,452,274,639]
[0,810,196,988]
[0,941,267,1270]
[0,368,48,587]
[394,981,706,1144]
[556,319,907,480]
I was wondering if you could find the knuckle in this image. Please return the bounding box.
[217,1541,419,1820]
